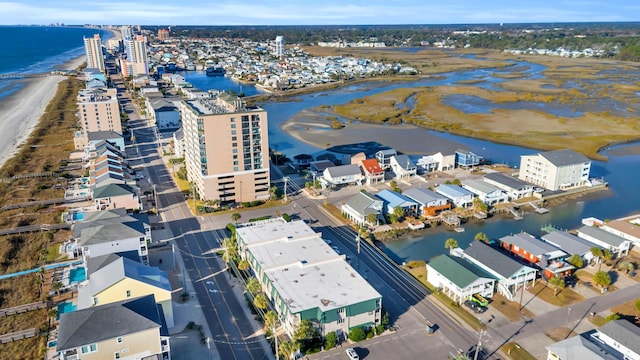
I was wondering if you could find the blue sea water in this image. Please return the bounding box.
[0,26,111,100]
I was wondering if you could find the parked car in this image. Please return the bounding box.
[345,348,359,360]
[464,300,487,313]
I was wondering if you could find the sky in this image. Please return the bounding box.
[1,0,640,26]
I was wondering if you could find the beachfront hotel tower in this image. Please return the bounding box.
[83,34,105,72]
[180,93,270,205]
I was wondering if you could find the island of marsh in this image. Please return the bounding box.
[290,47,640,160]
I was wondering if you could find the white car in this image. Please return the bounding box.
[345,348,359,360]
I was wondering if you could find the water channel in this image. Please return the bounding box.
[181,61,640,263]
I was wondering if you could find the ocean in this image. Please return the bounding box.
[0,26,111,99]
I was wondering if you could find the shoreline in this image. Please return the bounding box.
[0,55,85,170]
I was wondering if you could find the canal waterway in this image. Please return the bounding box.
[180,62,640,264]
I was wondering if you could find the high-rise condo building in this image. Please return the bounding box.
[83,34,105,72]
[74,88,122,150]
[180,93,270,204]
[274,35,285,57]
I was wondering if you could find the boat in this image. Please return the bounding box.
[206,66,225,76]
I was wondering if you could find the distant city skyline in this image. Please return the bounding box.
[2,0,639,26]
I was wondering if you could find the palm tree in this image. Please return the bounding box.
[444,238,458,255]
[590,247,603,269]
[593,271,611,293]
[617,261,634,274]
[548,276,566,296]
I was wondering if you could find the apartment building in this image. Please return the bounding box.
[180,93,270,204]
[519,149,591,191]
[74,87,122,150]
[83,34,105,72]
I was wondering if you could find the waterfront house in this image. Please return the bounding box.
[322,164,363,187]
[601,215,640,247]
[390,154,417,180]
[519,149,591,191]
[484,172,534,200]
[462,241,537,301]
[576,225,631,258]
[375,149,397,170]
[77,253,174,327]
[434,184,474,208]
[93,183,141,211]
[498,232,574,279]
[57,294,170,360]
[341,191,384,226]
[546,319,640,360]
[461,179,509,206]
[455,149,482,168]
[403,188,451,217]
[310,159,335,173]
[234,219,382,338]
[427,254,495,305]
[66,209,150,265]
[359,158,385,185]
[375,189,419,217]
[541,231,598,264]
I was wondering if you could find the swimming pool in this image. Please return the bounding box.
[68,267,86,283]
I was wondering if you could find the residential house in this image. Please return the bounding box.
[359,158,385,185]
[576,225,631,258]
[498,232,573,279]
[322,164,363,187]
[462,241,537,300]
[462,179,509,206]
[519,149,591,191]
[455,149,482,168]
[341,191,384,226]
[403,188,451,217]
[427,254,495,305]
[56,294,170,360]
[541,231,598,264]
[375,149,397,170]
[66,209,151,265]
[390,154,417,180]
[375,189,419,217]
[235,219,382,338]
[93,183,141,211]
[484,172,534,200]
[601,215,640,247]
[546,319,640,360]
[435,184,474,208]
[310,159,335,173]
[77,253,174,328]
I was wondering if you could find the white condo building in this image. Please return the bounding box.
[84,34,105,72]
[519,149,591,191]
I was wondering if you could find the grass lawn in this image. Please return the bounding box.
[526,281,585,306]
[500,342,537,360]
[490,293,535,321]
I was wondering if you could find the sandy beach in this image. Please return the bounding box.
[0,56,84,169]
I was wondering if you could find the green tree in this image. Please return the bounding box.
[231,212,242,224]
[444,238,458,255]
[348,327,366,342]
[238,259,250,272]
[474,232,488,243]
[264,310,279,331]
[567,254,584,268]
[617,261,634,274]
[254,293,269,310]
[593,271,611,293]
[324,331,338,349]
[548,276,566,296]
[247,277,262,295]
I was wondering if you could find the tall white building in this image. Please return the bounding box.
[180,93,270,204]
[519,149,591,191]
[83,34,105,72]
[274,36,285,57]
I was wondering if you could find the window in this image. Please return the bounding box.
[81,343,98,354]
